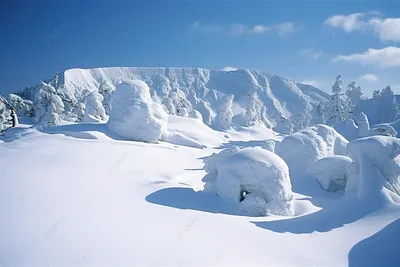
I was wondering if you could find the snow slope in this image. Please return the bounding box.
[1,115,400,267]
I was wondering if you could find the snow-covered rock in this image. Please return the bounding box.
[275,124,348,177]
[211,147,294,216]
[308,155,353,192]
[347,136,400,198]
[107,80,168,143]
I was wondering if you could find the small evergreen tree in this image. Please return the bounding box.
[324,75,351,125]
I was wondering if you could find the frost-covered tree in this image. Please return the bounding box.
[213,94,234,130]
[34,81,65,127]
[373,86,399,123]
[161,91,192,117]
[346,81,364,115]
[98,80,115,115]
[325,75,351,125]
[244,91,264,126]
[372,89,380,99]
[8,93,34,117]
[0,99,11,131]
[83,92,108,122]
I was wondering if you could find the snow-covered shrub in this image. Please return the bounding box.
[369,124,397,137]
[213,94,234,130]
[161,91,192,117]
[107,80,168,143]
[83,92,107,122]
[214,147,294,216]
[308,155,353,192]
[34,82,65,127]
[346,136,400,198]
[275,124,348,177]
[262,139,276,152]
[8,94,34,116]
[0,100,10,131]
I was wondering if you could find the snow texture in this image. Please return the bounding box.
[262,139,276,152]
[275,124,349,177]
[107,80,168,143]
[308,155,353,192]
[212,147,295,216]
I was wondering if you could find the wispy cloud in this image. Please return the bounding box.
[333,46,400,68]
[299,49,323,59]
[324,11,400,42]
[359,73,379,82]
[190,21,296,37]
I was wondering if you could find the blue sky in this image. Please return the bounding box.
[1,0,399,96]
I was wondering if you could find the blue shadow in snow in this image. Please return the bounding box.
[252,195,386,234]
[146,187,240,216]
[348,217,400,267]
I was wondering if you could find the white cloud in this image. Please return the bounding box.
[359,73,379,82]
[299,49,323,59]
[333,46,400,68]
[221,66,238,72]
[300,80,318,87]
[190,21,296,37]
[324,12,400,42]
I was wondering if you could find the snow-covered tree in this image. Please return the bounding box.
[161,91,192,117]
[98,80,115,115]
[377,86,398,123]
[34,82,65,127]
[0,99,10,131]
[372,89,380,99]
[8,93,34,117]
[213,94,234,130]
[325,75,351,126]
[244,91,264,126]
[346,81,364,115]
[83,92,107,122]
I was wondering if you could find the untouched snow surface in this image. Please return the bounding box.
[1,116,400,266]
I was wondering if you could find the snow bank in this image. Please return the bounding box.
[107,80,168,143]
[204,147,294,216]
[275,124,348,177]
[308,155,353,192]
[161,131,205,149]
[347,136,400,198]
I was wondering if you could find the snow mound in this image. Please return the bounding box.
[211,147,294,216]
[107,80,168,143]
[203,146,241,175]
[308,155,353,192]
[275,124,348,177]
[161,131,205,149]
[347,136,400,198]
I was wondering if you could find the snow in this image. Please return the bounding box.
[107,80,168,143]
[347,136,400,198]
[206,147,295,216]
[82,92,107,122]
[1,116,400,266]
[308,155,353,192]
[275,124,349,177]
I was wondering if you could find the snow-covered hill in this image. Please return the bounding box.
[18,67,329,131]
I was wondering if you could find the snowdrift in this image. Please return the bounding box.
[275,124,348,177]
[203,147,294,216]
[107,80,168,143]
